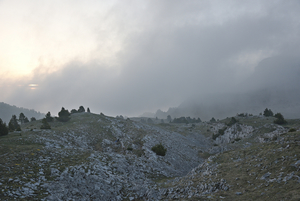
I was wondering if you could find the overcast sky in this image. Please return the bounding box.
[1,0,300,117]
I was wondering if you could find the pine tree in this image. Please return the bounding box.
[274,113,287,125]
[19,113,26,124]
[57,107,71,122]
[0,118,9,136]
[40,118,51,129]
[9,115,20,131]
[24,117,29,123]
[263,108,274,117]
[78,106,85,113]
[45,112,54,122]
[87,108,90,113]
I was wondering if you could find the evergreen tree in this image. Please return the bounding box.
[210,117,216,123]
[24,117,29,123]
[9,115,20,131]
[167,115,172,122]
[45,112,54,122]
[78,106,85,113]
[71,109,78,114]
[263,108,274,117]
[19,113,26,124]
[87,108,90,113]
[0,118,9,136]
[40,118,51,129]
[274,113,287,125]
[31,117,36,122]
[226,117,238,126]
[57,107,71,122]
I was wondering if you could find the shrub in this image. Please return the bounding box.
[127,147,133,151]
[288,128,297,132]
[218,127,227,135]
[151,143,167,156]
[210,117,216,123]
[274,113,287,125]
[198,151,212,159]
[212,133,220,140]
[40,118,51,129]
[226,117,238,126]
[172,117,188,124]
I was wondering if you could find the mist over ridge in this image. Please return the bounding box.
[145,55,300,121]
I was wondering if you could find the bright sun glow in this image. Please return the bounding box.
[28,84,38,90]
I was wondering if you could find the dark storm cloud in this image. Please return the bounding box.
[3,0,300,117]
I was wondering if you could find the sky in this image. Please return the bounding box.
[1,0,300,117]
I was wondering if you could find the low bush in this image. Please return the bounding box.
[226,117,238,126]
[212,133,220,140]
[151,143,167,156]
[274,113,287,125]
[288,128,296,132]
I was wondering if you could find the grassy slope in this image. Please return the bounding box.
[159,117,300,201]
[1,113,300,200]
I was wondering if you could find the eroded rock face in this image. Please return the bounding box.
[2,113,294,200]
[22,115,212,200]
[215,123,254,144]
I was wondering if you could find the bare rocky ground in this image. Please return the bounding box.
[0,112,299,200]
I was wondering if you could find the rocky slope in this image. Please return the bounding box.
[0,112,299,200]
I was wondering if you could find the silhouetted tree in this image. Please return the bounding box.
[19,113,26,124]
[226,117,238,126]
[9,115,20,131]
[78,106,85,113]
[274,113,287,125]
[31,117,36,122]
[57,107,71,122]
[24,117,29,123]
[70,109,77,114]
[210,117,216,123]
[263,108,274,117]
[87,108,90,113]
[0,118,8,136]
[45,112,54,122]
[167,115,172,122]
[172,117,189,124]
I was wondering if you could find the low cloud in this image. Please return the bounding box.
[1,0,300,118]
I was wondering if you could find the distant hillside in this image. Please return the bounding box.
[153,88,300,121]
[145,55,300,121]
[0,102,44,123]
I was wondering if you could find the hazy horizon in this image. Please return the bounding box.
[1,0,300,118]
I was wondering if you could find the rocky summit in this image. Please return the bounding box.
[0,112,300,200]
